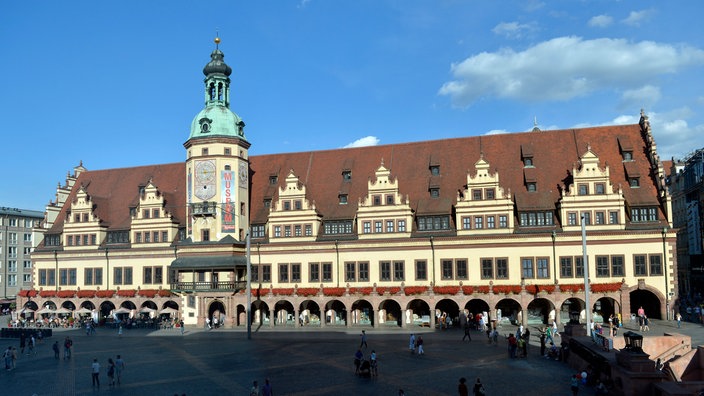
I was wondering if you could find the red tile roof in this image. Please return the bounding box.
[47,123,663,234]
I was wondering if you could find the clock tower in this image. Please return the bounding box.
[184,37,250,242]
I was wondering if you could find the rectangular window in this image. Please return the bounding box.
[85,268,102,286]
[609,212,619,224]
[568,212,577,226]
[202,229,210,241]
[474,217,483,229]
[380,261,391,281]
[472,189,482,200]
[283,201,291,211]
[291,263,301,283]
[284,226,291,237]
[415,260,427,280]
[143,267,152,284]
[536,257,549,279]
[596,256,610,277]
[310,263,319,282]
[363,222,371,234]
[578,184,588,195]
[294,225,302,237]
[162,231,169,242]
[274,226,281,238]
[634,255,647,276]
[441,259,453,280]
[499,215,507,228]
[486,189,495,200]
[462,217,471,230]
[339,194,348,204]
[582,212,591,225]
[305,224,312,236]
[386,194,394,205]
[257,265,269,282]
[393,261,405,281]
[386,220,394,233]
[59,269,68,285]
[595,183,605,194]
[68,235,73,246]
[345,262,356,282]
[496,258,508,279]
[113,268,122,285]
[560,257,573,278]
[487,216,495,229]
[250,266,259,283]
[521,258,534,279]
[611,256,624,277]
[294,200,302,210]
[373,195,382,206]
[481,258,494,279]
[279,264,289,283]
[398,220,406,232]
[575,257,584,277]
[143,209,150,219]
[595,212,605,225]
[322,262,332,282]
[153,209,160,218]
[455,259,467,279]
[375,221,382,233]
[649,255,663,275]
[358,262,369,282]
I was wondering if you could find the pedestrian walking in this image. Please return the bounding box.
[570,374,580,395]
[676,312,682,328]
[643,315,650,331]
[52,341,60,359]
[409,333,416,354]
[28,334,36,355]
[180,319,185,335]
[370,350,378,376]
[354,349,363,374]
[91,358,101,388]
[261,378,273,396]
[458,377,469,396]
[64,336,73,359]
[473,377,485,396]
[19,332,26,354]
[115,354,125,384]
[416,335,424,355]
[107,358,116,387]
[3,347,12,371]
[250,380,260,396]
[462,322,472,341]
[359,330,368,349]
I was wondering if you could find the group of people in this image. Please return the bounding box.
[636,306,650,332]
[408,333,425,355]
[353,331,379,377]
[458,377,485,396]
[90,354,126,388]
[249,378,273,396]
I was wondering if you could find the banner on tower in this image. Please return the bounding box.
[221,170,236,232]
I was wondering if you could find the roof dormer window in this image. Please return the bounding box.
[527,182,537,192]
[523,157,533,167]
[630,177,640,187]
[623,151,633,161]
[430,165,440,176]
[342,170,351,181]
[430,188,440,198]
[269,175,278,185]
[339,194,348,204]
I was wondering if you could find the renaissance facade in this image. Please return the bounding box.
[22,40,677,329]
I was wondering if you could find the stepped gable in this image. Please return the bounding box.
[47,162,186,233]
[249,123,662,225]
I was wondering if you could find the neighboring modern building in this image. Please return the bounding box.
[668,148,704,299]
[0,207,44,304]
[21,40,678,329]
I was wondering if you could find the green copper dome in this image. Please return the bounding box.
[187,40,246,142]
[189,105,245,140]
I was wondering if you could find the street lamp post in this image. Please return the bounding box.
[581,215,591,336]
[551,231,557,284]
[662,227,670,321]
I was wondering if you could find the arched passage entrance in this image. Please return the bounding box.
[559,297,585,324]
[496,298,522,325]
[526,298,555,325]
[99,301,116,324]
[351,299,373,326]
[299,300,321,326]
[208,300,226,328]
[435,298,460,328]
[251,301,270,327]
[378,299,402,327]
[61,300,76,311]
[407,299,431,327]
[630,289,662,319]
[274,300,295,326]
[325,300,347,325]
[593,297,620,323]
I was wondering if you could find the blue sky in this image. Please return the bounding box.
[2,1,703,211]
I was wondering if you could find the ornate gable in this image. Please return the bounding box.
[267,169,322,242]
[455,155,514,235]
[357,160,413,239]
[558,145,626,231]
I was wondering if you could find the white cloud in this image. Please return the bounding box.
[620,85,661,109]
[484,129,509,135]
[588,15,613,28]
[492,22,537,39]
[438,36,704,107]
[622,9,655,26]
[343,136,380,148]
[297,0,311,9]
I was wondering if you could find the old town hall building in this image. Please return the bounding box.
[21,40,677,330]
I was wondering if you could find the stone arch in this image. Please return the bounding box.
[162,300,180,310]
[99,300,116,322]
[495,297,522,325]
[630,288,662,319]
[324,299,347,326]
[141,300,158,310]
[274,300,295,326]
[526,297,555,325]
[299,299,321,326]
[121,300,137,310]
[236,303,247,326]
[406,298,431,327]
[378,299,402,327]
[24,300,38,311]
[61,300,76,310]
[80,300,95,310]
[251,300,270,326]
[558,297,585,323]
[464,298,490,318]
[208,300,226,327]
[350,299,373,326]
[435,298,460,328]
[42,300,57,310]
[593,296,620,323]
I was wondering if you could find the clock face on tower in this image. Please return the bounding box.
[194,160,216,200]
